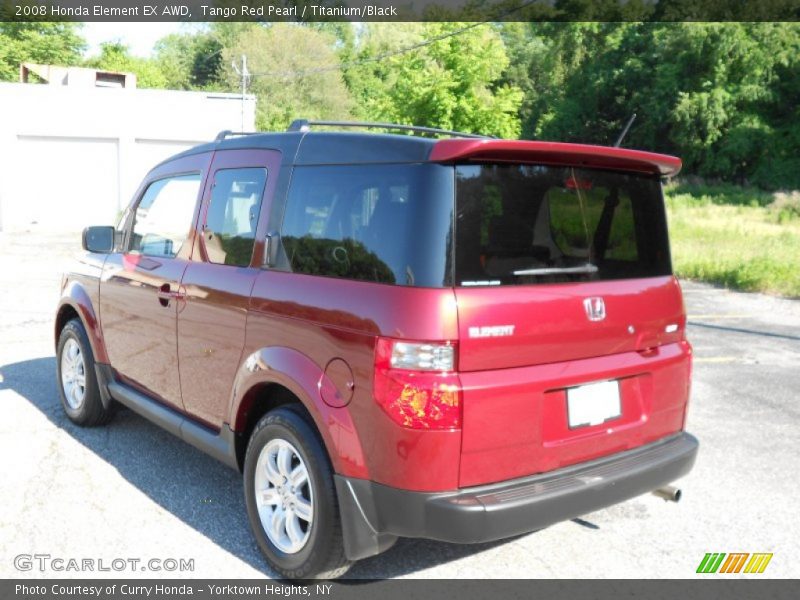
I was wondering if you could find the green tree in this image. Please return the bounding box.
[501,22,616,140]
[0,22,86,81]
[86,42,168,89]
[221,24,354,131]
[756,25,800,188]
[503,22,800,188]
[346,23,523,138]
[155,31,224,90]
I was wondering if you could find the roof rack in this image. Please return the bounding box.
[214,130,261,142]
[286,119,493,139]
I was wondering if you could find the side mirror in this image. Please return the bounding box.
[82,226,115,253]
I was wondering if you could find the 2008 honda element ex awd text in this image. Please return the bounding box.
[55,120,698,579]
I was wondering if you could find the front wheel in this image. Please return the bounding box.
[56,318,114,427]
[244,406,351,579]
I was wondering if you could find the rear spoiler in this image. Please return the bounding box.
[429,139,681,177]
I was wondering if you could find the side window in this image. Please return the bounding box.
[203,168,267,267]
[130,174,201,258]
[280,164,454,288]
[280,166,409,285]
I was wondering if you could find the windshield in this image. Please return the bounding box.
[454,164,672,286]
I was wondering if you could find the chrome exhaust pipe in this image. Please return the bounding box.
[653,485,682,502]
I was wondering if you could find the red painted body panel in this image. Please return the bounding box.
[100,254,189,409]
[455,276,686,372]
[178,149,282,427]
[248,271,459,340]
[56,253,108,363]
[239,271,462,491]
[430,139,682,177]
[98,152,211,411]
[178,262,254,426]
[228,342,370,480]
[452,276,688,486]
[458,341,691,487]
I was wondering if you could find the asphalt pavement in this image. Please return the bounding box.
[1,231,798,579]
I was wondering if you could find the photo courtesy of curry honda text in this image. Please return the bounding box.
[55,120,698,579]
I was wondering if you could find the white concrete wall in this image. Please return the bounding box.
[0,83,256,231]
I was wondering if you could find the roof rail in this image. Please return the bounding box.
[214,130,261,142]
[286,119,493,139]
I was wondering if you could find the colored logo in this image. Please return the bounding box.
[696,553,773,574]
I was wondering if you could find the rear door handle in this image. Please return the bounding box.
[157,284,185,306]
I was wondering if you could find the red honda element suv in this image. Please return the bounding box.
[55,120,698,579]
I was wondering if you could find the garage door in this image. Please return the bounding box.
[6,136,119,231]
[123,138,206,204]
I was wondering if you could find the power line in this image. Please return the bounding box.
[247,0,539,81]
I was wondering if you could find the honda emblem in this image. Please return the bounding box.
[583,297,606,322]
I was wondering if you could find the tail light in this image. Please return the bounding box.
[373,338,462,430]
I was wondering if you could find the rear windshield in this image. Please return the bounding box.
[280,163,454,287]
[455,164,671,286]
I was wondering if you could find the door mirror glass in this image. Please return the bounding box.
[82,226,115,253]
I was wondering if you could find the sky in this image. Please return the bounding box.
[81,22,204,57]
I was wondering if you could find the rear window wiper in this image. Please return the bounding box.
[512,263,599,276]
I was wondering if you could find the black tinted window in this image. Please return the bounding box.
[203,168,267,267]
[130,174,201,258]
[280,164,453,287]
[455,165,671,286]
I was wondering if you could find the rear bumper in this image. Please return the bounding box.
[335,432,698,560]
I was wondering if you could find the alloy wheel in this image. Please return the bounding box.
[60,338,86,410]
[254,438,314,554]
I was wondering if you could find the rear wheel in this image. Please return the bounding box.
[244,406,351,579]
[56,319,113,426]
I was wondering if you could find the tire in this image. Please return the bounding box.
[56,318,114,427]
[244,405,351,580]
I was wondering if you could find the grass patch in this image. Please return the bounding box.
[664,182,800,297]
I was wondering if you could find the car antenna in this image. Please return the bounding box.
[613,113,637,147]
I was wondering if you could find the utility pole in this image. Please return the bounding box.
[232,54,250,131]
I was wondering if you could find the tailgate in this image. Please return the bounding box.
[456,276,686,371]
[457,338,692,487]
[448,156,691,486]
[455,276,690,487]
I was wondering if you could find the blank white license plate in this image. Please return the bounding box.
[567,380,621,428]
